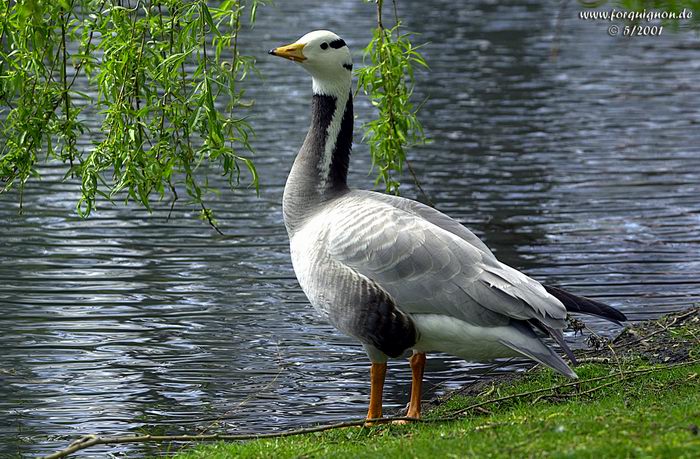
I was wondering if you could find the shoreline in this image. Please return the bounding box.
[171,306,700,458]
[45,307,700,458]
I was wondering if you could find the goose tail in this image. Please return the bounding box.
[544,285,627,325]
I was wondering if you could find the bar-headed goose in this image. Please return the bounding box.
[269,30,626,422]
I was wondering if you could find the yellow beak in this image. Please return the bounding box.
[268,42,306,62]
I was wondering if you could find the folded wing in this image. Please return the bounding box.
[326,192,568,330]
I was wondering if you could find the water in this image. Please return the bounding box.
[2,1,700,456]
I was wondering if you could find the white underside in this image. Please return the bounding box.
[411,314,522,360]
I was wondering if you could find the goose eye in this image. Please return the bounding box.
[320,42,329,50]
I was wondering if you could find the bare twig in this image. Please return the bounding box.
[550,0,567,60]
[613,315,682,351]
[686,328,700,347]
[175,343,286,454]
[166,179,178,222]
[582,322,625,376]
[43,416,419,459]
[200,202,225,236]
[576,357,613,364]
[405,158,434,207]
[532,378,619,404]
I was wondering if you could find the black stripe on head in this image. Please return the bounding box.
[329,38,346,49]
[342,63,352,71]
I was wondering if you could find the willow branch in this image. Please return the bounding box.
[374,0,431,204]
[405,159,433,206]
[200,202,225,235]
[60,3,74,168]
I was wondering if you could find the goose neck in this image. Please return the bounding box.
[283,88,354,234]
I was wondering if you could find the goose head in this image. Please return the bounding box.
[269,30,353,96]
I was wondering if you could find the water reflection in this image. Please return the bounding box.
[1,0,700,456]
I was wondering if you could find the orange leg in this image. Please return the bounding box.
[406,352,426,419]
[366,362,387,423]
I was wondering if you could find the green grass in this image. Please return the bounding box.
[130,310,699,459]
[171,359,700,458]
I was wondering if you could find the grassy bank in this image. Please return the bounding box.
[44,309,700,458]
[171,308,700,458]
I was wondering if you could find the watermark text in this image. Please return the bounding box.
[579,8,692,37]
[579,8,692,22]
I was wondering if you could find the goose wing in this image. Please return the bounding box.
[357,190,495,256]
[326,192,567,329]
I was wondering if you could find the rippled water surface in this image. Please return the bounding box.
[2,1,700,456]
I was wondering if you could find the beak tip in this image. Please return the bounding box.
[269,43,306,62]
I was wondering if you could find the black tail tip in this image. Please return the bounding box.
[544,284,627,324]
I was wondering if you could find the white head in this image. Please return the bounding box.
[269,30,353,96]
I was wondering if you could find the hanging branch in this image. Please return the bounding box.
[1,0,262,231]
[387,0,431,205]
[356,0,430,201]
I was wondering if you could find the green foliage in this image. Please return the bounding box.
[0,0,262,222]
[356,0,427,195]
[1,0,429,223]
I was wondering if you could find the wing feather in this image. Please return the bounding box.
[354,190,495,256]
[325,192,567,329]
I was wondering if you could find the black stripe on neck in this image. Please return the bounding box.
[328,92,352,191]
[309,93,352,193]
